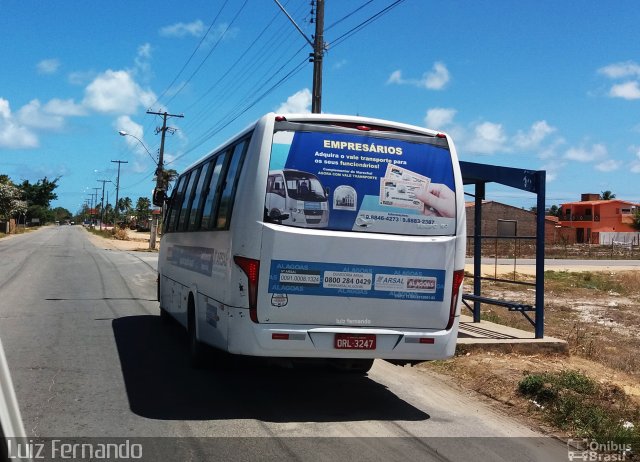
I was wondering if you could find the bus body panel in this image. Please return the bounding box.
[225,312,459,360]
[258,225,458,329]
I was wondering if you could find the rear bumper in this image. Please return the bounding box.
[226,308,458,360]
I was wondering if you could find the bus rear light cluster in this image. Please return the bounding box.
[446,270,465,330]
[234,256,260,323]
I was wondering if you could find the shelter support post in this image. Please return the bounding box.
[473,182,485,323]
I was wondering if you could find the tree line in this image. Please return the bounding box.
[0,174,155,229]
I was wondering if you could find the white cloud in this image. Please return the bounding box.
[159,20,204,38]
[43,98,86,117]
[564,144,608,162]
[0,99,10,119]
[68,70,96,86]
[537,137,566,160]
[598,61,640,79]
[83,70,156,114]
[333,59,347,70]
[387,62,450,90]
[37,58,60,75]
[207,23,238,43]
[513,120,556,150]
[387,70,403,84]
[16,99,64,130]
[424,108,456,129]
[275,88,312,114]
[134,43,153,81]
[423,62,450,90]
[465,121,508,154]
[0,98,39,149]
[595,159,622,172]
[598,61,640,101]
[540,161,566,182]
[609,81,640,100]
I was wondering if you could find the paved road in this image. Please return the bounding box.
[0,227,568,461]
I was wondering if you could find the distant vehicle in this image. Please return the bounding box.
[158,113,466,372]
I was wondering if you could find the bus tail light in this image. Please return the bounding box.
[234,256,260,323]
[446,270,464,330]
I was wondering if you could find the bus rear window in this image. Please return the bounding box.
[265,129,457,236]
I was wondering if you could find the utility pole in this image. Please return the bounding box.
[311,0,325,113]
[92,187,101,227]
[111,160,128,224]
[97,180,111,231]
[146,110,183,249]
[274,0,325,113]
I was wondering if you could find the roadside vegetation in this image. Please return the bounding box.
[87,226,128,241]
[420,268,640,454]
[519,370,639,445]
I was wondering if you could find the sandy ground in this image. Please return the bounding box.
[84,227,158,252]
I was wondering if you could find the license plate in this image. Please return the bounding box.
[334,334,376,350]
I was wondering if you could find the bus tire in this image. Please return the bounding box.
[330,358,374,374]
[187,297,205,369]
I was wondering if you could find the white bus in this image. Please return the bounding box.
[158,113,466,372]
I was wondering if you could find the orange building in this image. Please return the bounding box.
[559,193,640,243]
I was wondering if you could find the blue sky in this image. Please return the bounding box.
[1,0,639,213]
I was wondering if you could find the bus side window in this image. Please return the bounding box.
[200,153,227,230]
[187,160,212,231]
[177,169,199,231]
[165,174,188,233]
[215,140,248,229]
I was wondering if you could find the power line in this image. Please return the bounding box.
[325,0,374,32]
[181,3,305,134]
[151,0,231,110]
[163,0,250,107]
[169,57,308,164]
[331,0,406,48]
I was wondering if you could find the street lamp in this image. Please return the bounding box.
[117,130,161,250]
[118,131,157,165]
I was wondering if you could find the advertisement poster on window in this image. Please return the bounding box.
[266,130,456,236]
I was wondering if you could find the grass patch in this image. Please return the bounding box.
[519,370,640,446]
[545,270,626,294]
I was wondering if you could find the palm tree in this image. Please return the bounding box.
[600,190,616,200]
[117,197,133,223]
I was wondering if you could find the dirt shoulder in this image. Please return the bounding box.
[419,268,640,446]
[84,227,158,252]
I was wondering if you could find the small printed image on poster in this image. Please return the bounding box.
[333,185,357,211]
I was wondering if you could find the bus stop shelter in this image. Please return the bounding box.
[459,161,546,338]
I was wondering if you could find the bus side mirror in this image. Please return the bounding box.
[152,188,166,207]
[324,187,330,196]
